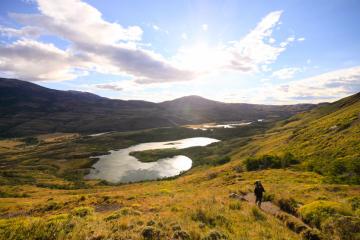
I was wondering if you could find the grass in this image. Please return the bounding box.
[0,93,359,239]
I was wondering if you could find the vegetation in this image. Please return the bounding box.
[130,141,237,167]
[244,153,299,171]
[233,92,360,184]
[0,92,359,239]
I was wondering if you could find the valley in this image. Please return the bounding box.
[0,92,359,239]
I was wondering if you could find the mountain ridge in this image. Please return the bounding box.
[1,77,317,137]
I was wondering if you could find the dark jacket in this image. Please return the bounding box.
[254,185,265,197]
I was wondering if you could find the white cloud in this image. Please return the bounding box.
[0,39,89,81]
[0,26,43,38]
[202,24,208,31]
[268,38,276,44]
[272,67,301,80]
[152,25,160,31]
[259,66,360,103]
[287,36,295,42]
[261,65,272,72]
[175,11,291,74]
[0,0,194,84]
[0,3,294,86]
[181,33,188,40]
[297,37,305,42]
[95,83,123,91]
[228,11,287,72]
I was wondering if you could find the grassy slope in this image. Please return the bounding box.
[232,93,360,183]
[0,93,359,239]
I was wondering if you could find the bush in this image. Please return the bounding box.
[0,215,74,240]
[300,229,322,240]
[203,230,228,240]
[191,209,229,228]
[244,153,300,171]
[173,230,191,240]
[42,201,61,212]
[299,201,352,228]
[214,156,231,166]
[71,206,93,218]
[347,196,360,211]
[104,211,122,221]
[262,192,275,202]
[251,206,266,221]
[277,198,298,216]
[229,201,241,210]
[120,207,141,216]
[322,216,360,240]
[141,226,160,240]
[22,137,39,145]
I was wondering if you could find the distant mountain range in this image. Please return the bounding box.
[0,77,316,137]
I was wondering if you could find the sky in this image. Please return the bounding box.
[0,0,359,104]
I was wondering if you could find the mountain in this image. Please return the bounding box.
[160,95,315,122]
[0,78,185,137]
[0,77,316,137]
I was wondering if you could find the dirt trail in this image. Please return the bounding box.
[230,192,321,239]
[242,193,281,215]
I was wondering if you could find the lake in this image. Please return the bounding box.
[85,137,219,183]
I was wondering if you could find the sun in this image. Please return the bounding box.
[174,42,228,73]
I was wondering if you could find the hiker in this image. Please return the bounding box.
[254,181,265,207]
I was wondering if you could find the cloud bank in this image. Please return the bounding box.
[258,66,360,103]
[0,0,194,83]
[0,0,291,84]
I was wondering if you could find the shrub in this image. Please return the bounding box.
[22,137,39,145]
[141,226,160,240]
[191,209,229,228]
[300,228,322,240]
[277,198,298,216]
[207,172,218,180]
[42,201,61,212]
[347,196,360,211]
[322,216,360,240]
[244,153,300,171]
[299,201,352,228]
[275,213,307,233]
[0,215,74,240]
[120,207,141,216]
[232,165,243,173]
[244,155,281,171]
[262,192,275,202]
[104,211,122,221]
[281,152,300,167]
[251,206,266,221]
[173,230,191,240]
[203,230,228,240]
[229,201,241,210]
[71,206,93,218]
[214,156,231,166]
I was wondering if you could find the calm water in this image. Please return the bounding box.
[85,137,219,183]
[190,121,253,130]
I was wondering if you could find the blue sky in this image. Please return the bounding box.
[0,0,359,103]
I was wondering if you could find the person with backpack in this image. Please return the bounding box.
[254,180,265,208]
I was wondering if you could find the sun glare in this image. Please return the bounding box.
[174,42,228,73]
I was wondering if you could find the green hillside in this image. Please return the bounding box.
[233,92,360,184]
